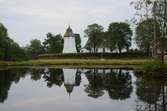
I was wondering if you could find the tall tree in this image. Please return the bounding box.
[26,39,44,58]
[0,22,25,60]
[130,0,154,21]
[108,22,132,53]
[152,0,167,63]
[135,19,161,54]
[0,23,8,60]
[75,34,82,53]
[84,23,104,53]
[43,33,63,54]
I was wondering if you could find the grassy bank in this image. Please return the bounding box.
[139,61,167,72]
[0,59,151,68]
[1,59,167,69]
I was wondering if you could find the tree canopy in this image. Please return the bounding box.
[43,33,64,54]
[107,22,133,53]
[84,23,104,53]
[135,19,161,54]
[25,39,44,58]
[0,23,25,61]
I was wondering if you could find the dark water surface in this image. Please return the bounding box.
[0,68,166,111]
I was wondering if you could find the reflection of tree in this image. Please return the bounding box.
[136,80,161,105]
[75,70,82,86]
[105,69,133,100]
[29,68,45,81]
[0,68,28,103]
[43,68,64,88]
[135,71,167,111]
[0,70,12,103]
[84,69,133,100]
[85,69,104,98]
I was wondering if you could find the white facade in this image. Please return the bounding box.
[63,26,77,53]
[63,69,77,85]
[63,37,77,53]
[63,69,77,95]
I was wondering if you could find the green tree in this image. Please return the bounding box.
[130,0,153,19]
[27,39,44,58]
[0,22,26,61]
[0,23,8,60]
[84,23,104,53]
[108,22,132,53]
[135,19,160,54]
[75,34,82,53]
[43,33,63,54]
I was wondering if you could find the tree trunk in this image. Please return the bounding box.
[126,46,129,52]
[103,48,105,53]
[93,45,96,53]
[110,48,112,53]
[161,37,165,64]
[118,47,122,54]
[147,45,150,57]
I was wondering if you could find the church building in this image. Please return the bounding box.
[63,26,77,53]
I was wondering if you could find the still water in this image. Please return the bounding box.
[0,68,166,111]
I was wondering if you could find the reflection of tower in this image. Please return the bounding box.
[63,26,77,53]
[63,69,77,96]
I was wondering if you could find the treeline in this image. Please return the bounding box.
[0,22,133,61]
[84,0,167,58]
[84,22,133,53]
[0,23,82,61]
[131,0,167,60]
[0,20,159,61]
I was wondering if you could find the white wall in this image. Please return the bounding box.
[63,69,77,85]
[63,37,77,53]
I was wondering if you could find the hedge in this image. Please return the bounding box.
[38,52,148,59]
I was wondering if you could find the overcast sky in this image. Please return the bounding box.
[0,0,135,46]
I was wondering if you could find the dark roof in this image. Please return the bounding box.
[64,84,74,94]
[64,26,75,37]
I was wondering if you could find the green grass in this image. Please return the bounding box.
[140,61,167,72]
[0,59,152,68]
[1,59,167,76]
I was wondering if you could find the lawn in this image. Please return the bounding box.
[1,59,167,72]
[0,59,152,67]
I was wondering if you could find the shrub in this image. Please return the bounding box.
[38,52,148,59]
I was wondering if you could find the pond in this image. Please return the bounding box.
[0,68,166,111]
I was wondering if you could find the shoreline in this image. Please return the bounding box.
[0,59,151,67]
[1,59,167,77]
[0,59,153,71]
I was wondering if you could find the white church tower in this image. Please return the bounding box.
[63,26,77,53]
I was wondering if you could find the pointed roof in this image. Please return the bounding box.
[64,26,75,37]
[64,84,74,95]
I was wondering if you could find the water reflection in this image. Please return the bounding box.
[84,69,133,99]
[135,71,167,111]
[43,68,64,87]
[0,68,166,111]
[0,68,27,103]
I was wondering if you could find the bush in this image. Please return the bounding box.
[142,60,167,72]
[38,52,148,59]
